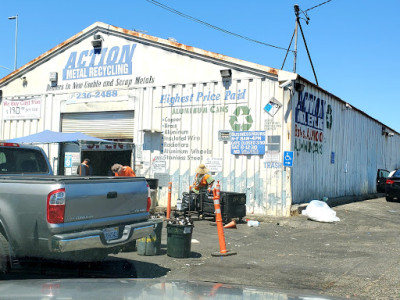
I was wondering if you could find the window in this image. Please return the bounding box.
[0,148,49,174]
[266,135,281,152]
[393,169,400,178]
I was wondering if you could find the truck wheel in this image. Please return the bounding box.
[386,196,394,202]
[0,232,10,274]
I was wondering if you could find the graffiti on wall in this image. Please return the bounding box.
[294,90,332,154]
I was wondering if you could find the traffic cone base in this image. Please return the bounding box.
[224,219,236,229]
[211,249,237,257]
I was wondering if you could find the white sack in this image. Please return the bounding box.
[301,200,340,223]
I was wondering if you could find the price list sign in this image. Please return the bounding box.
[3,99,41,120]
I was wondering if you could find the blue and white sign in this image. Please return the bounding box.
[231,131,265,155]
[283,151,294,167]
[64,153,73,168]
[264,97,282,117]
[63,44,136,80]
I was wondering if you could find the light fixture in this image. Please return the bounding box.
[20,76,27,87]
[382,126,394,137]
[142,129,163,133]
[91,34,103,48]
[294,82,304,92]
[220,69,232,79]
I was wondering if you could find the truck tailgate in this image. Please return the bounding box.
[63,177,148,224]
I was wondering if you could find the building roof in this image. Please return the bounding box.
[0,21,397,135]
[0,21,280,86]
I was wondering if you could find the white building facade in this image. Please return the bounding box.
[1,22,399,216]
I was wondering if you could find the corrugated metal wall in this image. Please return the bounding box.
[135,77,292,216]
[292,80,400,203]
[1,94,62,171]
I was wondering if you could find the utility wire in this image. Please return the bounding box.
[0,65,12,71]
[298,20,318,85]
[145,0,292,52]
[281,29,295,70]
[305,0,332,12]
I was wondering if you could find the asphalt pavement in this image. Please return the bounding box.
[4,196,400,299]
[114,196,400,299]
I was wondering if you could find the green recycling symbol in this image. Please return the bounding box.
[229,106,253,131]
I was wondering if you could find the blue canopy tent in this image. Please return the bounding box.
[6,130,111,144]
[6,130,136,175]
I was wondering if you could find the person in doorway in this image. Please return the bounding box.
[191,163,215,194]
[77,158,90,176]
[111,163,136,177]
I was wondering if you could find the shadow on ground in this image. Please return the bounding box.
[3,257,171,280]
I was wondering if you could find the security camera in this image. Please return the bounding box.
[388,132,394,137]
[279,80,292,89]
[345,103,352,109]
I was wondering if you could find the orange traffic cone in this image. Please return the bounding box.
[224,219,236,229]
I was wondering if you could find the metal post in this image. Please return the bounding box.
[166,182,172,219]
[293,5,299,73]
[8,15,18,71]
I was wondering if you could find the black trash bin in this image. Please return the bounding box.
[166,223,193,258]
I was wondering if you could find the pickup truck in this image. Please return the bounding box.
[0,142,157,274]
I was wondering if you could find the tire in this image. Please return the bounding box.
[386,196,394,202]
[0,232,10,274]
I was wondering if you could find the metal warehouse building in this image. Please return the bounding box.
[1,22,399,216]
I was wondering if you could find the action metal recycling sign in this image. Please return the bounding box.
[231,131,266,155]
[62,44,136,80]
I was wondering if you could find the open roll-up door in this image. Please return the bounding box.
[61,111,135,139]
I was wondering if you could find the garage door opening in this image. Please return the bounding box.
[81,150,132,176]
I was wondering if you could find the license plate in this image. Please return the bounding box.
[103,227,119,241]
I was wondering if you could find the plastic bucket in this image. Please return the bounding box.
[137,219,163,256]
[166,223,193,258]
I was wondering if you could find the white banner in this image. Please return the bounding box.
[3,99,41,120]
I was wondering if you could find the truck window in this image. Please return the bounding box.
[393,169,400,178]
[0,148,49,174]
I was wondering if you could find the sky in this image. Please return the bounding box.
[0,0,399,132]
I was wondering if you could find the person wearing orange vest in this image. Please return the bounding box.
[191,163,214,194]
[111,163,136,177]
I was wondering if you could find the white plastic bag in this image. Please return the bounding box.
[301,200,340,223]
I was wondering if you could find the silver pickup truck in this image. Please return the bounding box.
[0,142,157,274]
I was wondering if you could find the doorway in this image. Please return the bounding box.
[81,150,132,176]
